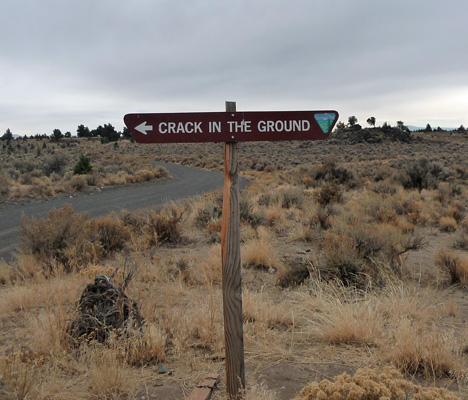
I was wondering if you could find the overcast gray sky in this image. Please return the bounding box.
[1,0,467,136]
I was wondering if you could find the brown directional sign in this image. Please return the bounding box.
[124,110,338,143]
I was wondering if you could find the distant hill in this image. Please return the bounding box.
[407,125,456,132]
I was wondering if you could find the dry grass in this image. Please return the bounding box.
[296,282,464,380]
[385,318,459,378]
[2,132,468,398]
[0,352,39,400]
[0,138,170,203]
[0,275,82,317]
[242,228,283,272]
[315,296,383,346]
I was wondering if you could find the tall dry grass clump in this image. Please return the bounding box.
[316,297,383,346]
[0,351,39,400]
[298,282,464,380]
[242,227,283,272]
[385,318,459,379]
[79,345,140,399]
[299,282,384,347]
[242,289,294,329]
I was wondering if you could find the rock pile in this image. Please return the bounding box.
[333,126,412,143]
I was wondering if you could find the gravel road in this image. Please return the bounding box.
[0,161,246,262]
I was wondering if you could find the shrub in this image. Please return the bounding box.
[371,179,399,196]
[42,153,67,176]
[280,187,305,209]
[91,216,130,255]
[258,186,304,209]
[395,157,448,191]
[439,216,457,232]
[194,202,222,229]
[313,156,357,187]
[434,248,468,285]
[134,169,155,181]
[20,205,94,271]
[85,173,100,187]
[317,232,365,286]
[147,206,184,245]
[0,174,9,199]
[276,256,311,288]
[315,183,343,205]
[69,174,88,191]
[239,198,264,227]
[315,220,424,287]
[13,160,37,174]
[19,205,131,271]
[454,216,468,249]
[73,154,93,175]
[296,366,461,400]
[306,204,333,232]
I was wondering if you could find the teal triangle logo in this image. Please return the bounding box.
[314,113,337,134]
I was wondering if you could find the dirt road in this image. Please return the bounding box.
[0,161,246,262]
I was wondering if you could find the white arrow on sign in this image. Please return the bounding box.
[135,121,153,135]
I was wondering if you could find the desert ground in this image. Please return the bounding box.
[1,128,468,399]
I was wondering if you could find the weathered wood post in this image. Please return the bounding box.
[221,101,245,399]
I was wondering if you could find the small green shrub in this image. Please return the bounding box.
[74,154,93,175]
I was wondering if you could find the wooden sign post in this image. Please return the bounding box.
[220,101,245,398]
[124,104,338,399]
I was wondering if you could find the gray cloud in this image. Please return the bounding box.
[1,0,467,135]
